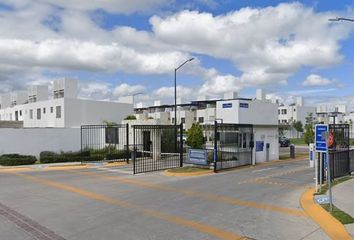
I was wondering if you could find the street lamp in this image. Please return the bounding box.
[328,17,354,22]
[132,92,143,108]
[174,58,194,127]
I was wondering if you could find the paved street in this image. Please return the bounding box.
[0,160,329,240]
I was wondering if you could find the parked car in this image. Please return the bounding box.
[279,137,290,147]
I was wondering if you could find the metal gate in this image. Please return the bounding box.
[81,124,129,163]
[203,123,253,172]
[133,124,183,174]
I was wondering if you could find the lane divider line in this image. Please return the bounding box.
[67,169,306,217]
[12,172,248,240]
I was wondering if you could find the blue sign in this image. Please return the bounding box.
[239,103,249,108]
[256,141,264,152]
[315,124,328,152]
[187,149,208,166]
[222,103,232,108]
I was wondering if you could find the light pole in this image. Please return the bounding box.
[174,58,194,127]
[329,17,354,22]
[132,92,143,108]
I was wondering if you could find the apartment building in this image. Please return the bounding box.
[278,97,316,125]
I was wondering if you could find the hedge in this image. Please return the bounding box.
[40,155,102,164]
[0,154,37,166]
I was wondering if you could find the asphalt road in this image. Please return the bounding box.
[0,160,329,240]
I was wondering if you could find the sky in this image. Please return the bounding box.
[0,0,354,108]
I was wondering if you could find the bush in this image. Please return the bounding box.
[124,115,137,120]
[186,123,204,149]
[39,150,100,164]
[0,154,37,166]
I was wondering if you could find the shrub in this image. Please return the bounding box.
[39,150,100,164]
[124,115,137,120]
[0,154,37,166]
[186,123,204,149]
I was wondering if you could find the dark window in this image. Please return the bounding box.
[50,107,53,113]
[105,127,118,144]
[37,108,41,120]
[181,117,185,124]
[56,106,61,119]
[43,108,46,114]
[198,117,204,123]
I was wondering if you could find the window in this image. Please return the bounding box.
[181,117,185,124]
[56,106,61,119]
[43,108,46,114]
[198,117,204,123]
[278,109,280,115]
[281,109,287,115]
[37,108,41,120]
[19,110,22,116]
[171,118,175,124]
[29,109,33,119]
[294,109,296,112]
[50,107,53,113]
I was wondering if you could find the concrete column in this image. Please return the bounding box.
[152,129,161,161]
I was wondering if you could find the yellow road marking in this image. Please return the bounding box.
[67,169,306,217]
[12,172,247,240]
[300,187,352,240]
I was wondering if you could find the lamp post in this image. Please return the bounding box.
[174,58,194,127]
[132,92,143,108]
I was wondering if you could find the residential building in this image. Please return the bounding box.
[0,78,133,128]
[278,97,316,125]
[316,104,347,124]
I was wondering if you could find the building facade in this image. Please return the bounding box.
[0,79,133,128]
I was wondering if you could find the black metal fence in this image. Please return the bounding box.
[329,150,350,178]
[329,124,350,151]
[81,124,129,163]
[203,123,253,172]
[133,124,183,174]
[349,149,354,173]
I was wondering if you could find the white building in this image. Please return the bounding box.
[134,89,279,163]
[316,104,347,124]
[278,97,316,125]
[0,79,133,127]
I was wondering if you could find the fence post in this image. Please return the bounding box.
[126,123,129,164]
[214,121,218,173]
[133,125,136,174]
[180,123,183,167]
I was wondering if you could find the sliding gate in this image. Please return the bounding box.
[81,124,130,163]
[133,124,183,174]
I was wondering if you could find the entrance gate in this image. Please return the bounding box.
[133,124,183,174]
[81,124,130,163]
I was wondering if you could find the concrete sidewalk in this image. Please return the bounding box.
[332,177,354,238]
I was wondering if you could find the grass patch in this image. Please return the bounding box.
[321,204,354,224]
[290,138,307,145]
[316,176,353,195]
[167,166,210,173]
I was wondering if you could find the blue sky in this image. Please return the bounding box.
[0,0,354,108]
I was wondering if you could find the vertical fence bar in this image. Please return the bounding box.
[214,121,218,173]
[180,123,183,167]
[126,123,129,163]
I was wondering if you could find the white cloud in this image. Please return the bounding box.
[113,83,145,97]
[153,85,192,99]
[302,74,333,86]
[151,3,353,88]
[1,0,172,14]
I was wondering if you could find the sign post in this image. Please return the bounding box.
[315,124,333,212]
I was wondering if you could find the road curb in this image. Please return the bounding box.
[300,187,352,240]
[163,169,213,177]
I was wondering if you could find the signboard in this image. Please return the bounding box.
[239,103,249,108]
[315,124,328,152]
[256,141,264,152]
[315,195,330,204]
[187,149,208,166]
[222,103,232,109]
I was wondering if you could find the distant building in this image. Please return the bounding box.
[0,78,133,128]
[316,104,347,124]
[278,97,316,125]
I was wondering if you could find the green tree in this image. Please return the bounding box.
[124,115,137,120]
[186,123,204,149]
[292,121,303,138]
[304,113,316,145]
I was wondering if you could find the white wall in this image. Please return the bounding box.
[217,99,278,125]
[0,128,81,158]
[64,98,133,127]
[253,126,279,163]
